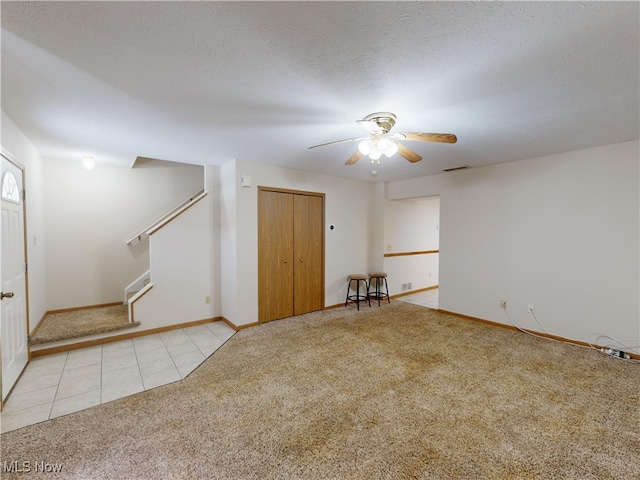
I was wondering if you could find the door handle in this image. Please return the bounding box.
[1,292,15,300]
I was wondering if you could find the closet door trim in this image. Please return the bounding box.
[258,186,325,198]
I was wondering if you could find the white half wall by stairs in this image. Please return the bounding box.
[124,270,152,306]
[128,191,216,330]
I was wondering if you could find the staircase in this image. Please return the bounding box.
[123,188,207,322]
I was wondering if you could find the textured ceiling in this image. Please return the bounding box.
[1,1,638,183]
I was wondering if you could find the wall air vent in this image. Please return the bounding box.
[442,165,471,172]
[401,282,412,292]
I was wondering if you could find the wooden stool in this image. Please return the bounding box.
[345,274,370,310]
[368,272,390,306]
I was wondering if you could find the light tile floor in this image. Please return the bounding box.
[397,288,439,309]
[1,321,235,433]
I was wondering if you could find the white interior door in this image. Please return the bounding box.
[1,153,29,402]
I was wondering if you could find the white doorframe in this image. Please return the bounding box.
[1,150,30,404]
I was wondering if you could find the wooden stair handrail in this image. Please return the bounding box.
[383,250,439,258]
[126,188,206,245]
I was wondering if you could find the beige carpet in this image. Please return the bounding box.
[3,302,639,479]
[30,305,140,345]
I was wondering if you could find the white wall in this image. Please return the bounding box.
[1,110,47,331]
[220,159,376,326]
[43,157,203,309]
[384,196,440,252]
[387,141,640,347]
[383,196,440,295]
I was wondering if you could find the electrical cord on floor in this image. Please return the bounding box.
[503,307,590,349]
[593,334,639,353]
[588,334,640,363]
[501,307,640,364]
[528,310,548,335]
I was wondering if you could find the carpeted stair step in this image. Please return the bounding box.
[31,305,141,345]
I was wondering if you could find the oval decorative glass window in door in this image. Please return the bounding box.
[1,171,20,203]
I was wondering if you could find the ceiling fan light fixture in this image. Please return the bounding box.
[311,112,456,167]
[377,137,391,150]
[359,137,398,161]
[383,140,398,157]
[358,139,373,155]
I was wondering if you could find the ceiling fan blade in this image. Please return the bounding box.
[345,150,363,165]
[308,137,362,149]
[397,143,422,163]
[356,120,383,134]
[396,132,457,144]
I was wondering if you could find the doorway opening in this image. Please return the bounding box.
[384,195,439,309]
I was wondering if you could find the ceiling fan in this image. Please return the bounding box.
[308,112,457,165]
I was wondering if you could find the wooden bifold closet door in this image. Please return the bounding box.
[258,188,324,323]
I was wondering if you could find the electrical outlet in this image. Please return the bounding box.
[205,295,211,304]
[500,300,507,309]
[386,244,392,252]
[528,304,534,313]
